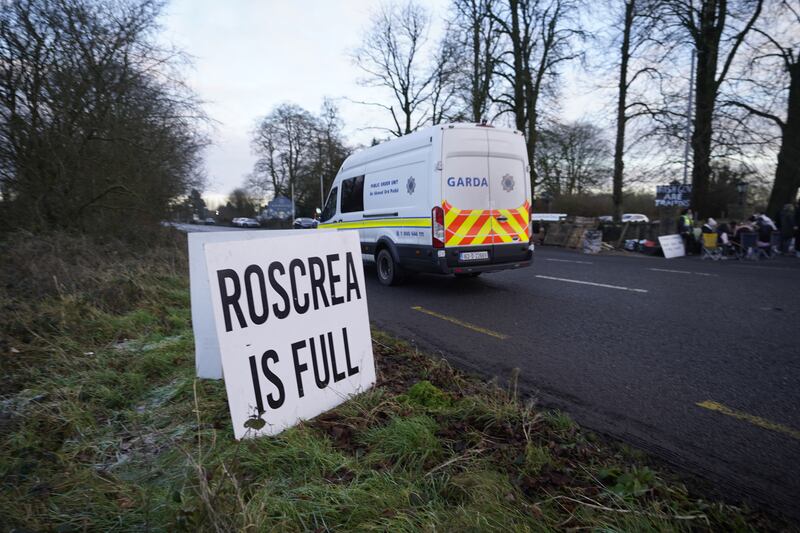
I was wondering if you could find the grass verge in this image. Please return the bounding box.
[0,230,786,531]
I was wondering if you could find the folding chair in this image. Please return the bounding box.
[769,231,782,257]
[738,232,761,260]
[701,233,723,260]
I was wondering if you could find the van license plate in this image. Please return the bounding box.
[459,251,489,261]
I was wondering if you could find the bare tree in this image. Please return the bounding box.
[0,0,207,234]
[249,104,317,201]
[663,0,763,217]
[429,28,463,124]
[537,120,611,195]
[722,0,799,216]
[493,0,584,197]
[609,0,669,221]
[249,102,349,216]
[353,1,436,136]
[450,0,501,121]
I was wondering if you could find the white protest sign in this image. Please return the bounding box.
[189,230,331,379]
[658,234,686,259]
[203,231,375,439]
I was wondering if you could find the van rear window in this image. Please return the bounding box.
[341,175,364,213]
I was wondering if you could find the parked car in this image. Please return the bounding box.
[531,213,567,222]
[293,217,318,229]
[241,217,260,228]
[622,213,649,223]
[598,215,613,222]
[204,217,216,225]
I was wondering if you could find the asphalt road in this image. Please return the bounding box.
[364,247,800,518]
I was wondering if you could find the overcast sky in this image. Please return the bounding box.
[161,0,597,202]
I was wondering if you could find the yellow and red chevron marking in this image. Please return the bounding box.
[443,200,529,246]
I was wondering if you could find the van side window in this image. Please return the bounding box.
[340,175,364,213]
[321,186,338,222]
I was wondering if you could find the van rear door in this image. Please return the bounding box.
[441,128,493,249]
[488,130,529,245]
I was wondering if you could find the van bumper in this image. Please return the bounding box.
[436,243,534,274]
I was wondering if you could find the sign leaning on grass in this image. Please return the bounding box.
[658,234,686,259]
[203,231,376,439]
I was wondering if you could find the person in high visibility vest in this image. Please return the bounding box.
[677,208,694,253]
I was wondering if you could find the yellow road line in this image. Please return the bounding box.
[696,400,800,440]
[411,306,509,340]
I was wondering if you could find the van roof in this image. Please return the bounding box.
[339,122,522,174]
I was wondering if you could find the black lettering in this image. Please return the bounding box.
[268,261,290,319]
[342,327,359,376]
[309,336,330,389]
[292,340,309,397]
[328,331,346,383]
[308,256,329,310]
[217,269,247,332]
[248,355,265,415]
[244,265,268,325]
[326,253,344,306]
[345,252,362,302]
[289,259,310,314]
[261,350,285,409]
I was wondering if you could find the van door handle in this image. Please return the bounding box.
[495,215,508,222]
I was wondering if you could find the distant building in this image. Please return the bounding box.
[260,195,293,220]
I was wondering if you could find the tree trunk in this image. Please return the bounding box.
[767,61,800,216]
[509,0,526,133]
[690,4,721,219]
[612,0,634,223]
[471,3,483,122]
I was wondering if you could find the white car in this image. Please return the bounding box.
[531,213,568,222]
[319,122,534,285]
[622,213,649,223]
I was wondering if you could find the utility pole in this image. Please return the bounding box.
[291,180,296,220]
[682,49,695,185]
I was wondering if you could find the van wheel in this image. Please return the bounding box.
[376,248,404,286]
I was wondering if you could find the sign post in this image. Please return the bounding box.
[202,231,375,439]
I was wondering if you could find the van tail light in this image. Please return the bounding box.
[432,206,445,249]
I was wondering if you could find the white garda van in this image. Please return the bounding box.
[319,123,534,285]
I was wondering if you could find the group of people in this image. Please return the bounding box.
[677,200,800,257]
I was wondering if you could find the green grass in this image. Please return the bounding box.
[0,231,786,531]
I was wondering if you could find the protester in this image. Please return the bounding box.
[758,213,777,231]
[717,222,732,241]
[733,220,751,245]
[796,198,800,258]
[778,203,795,254]
[678,208,694,253]
[701,218,717,234]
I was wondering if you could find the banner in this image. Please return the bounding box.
[655,183,692,207]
